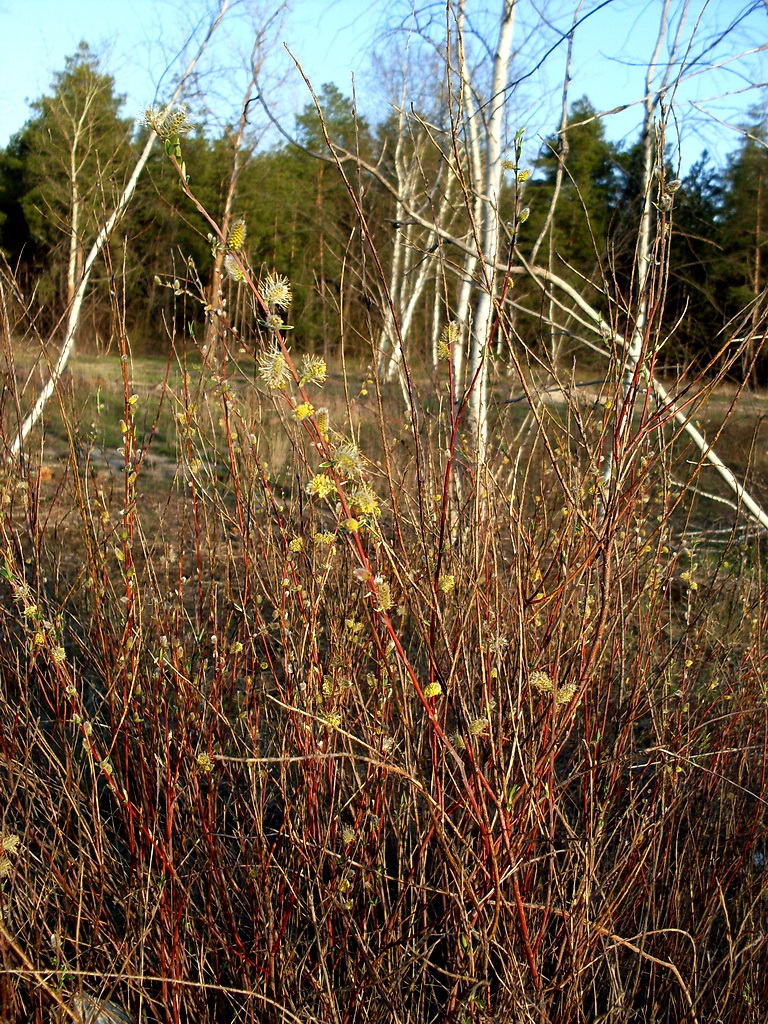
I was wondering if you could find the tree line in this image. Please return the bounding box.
[0,42,766,381]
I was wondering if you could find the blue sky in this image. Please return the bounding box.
[0,0,381,143]
[0,0,765,171]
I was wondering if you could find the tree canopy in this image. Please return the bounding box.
[0,46,766,378]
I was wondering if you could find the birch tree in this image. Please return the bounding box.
[378,109,454,389]
[267,0,768,526]
[461,0,516,463]
[18,43,133,316]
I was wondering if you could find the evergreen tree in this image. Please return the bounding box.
[663,151,723,371]
[523,97,623,282]
[717,110,768,381]
[244,85,377,356]
[15,43,134,322]
[0,130,34,273]
[128,130,237,349]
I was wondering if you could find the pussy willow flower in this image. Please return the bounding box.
[314,531,336,546]
[196,752,214,772]
[224,252,245,282]
[488,632,508,657]
[307,473,336,500]
[262,273,292,310]
[143,104,195,140]
[555,682,577,706]
[349,484,380,517]
[316,407,330,435]
[443,320,459,344]
[294,401,314,421]
[257,348,292,389]
[299,354,327,387]
[376,581,393,611]
[323,712,342,728]
[227,218,246,252]
[437,320,459,359]
[469,717,488,736]
[438,574,455,593]
[424,681,442,698]
[530,670,553,694]
[342,826,356,845]
[1,834,20,855]
[332,439,365,479]
[263,313,286,332]
[289,537,304,553]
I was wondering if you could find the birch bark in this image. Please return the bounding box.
[464,0,516,463]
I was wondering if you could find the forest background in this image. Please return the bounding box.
[1,0,766,384]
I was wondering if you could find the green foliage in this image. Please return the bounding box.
[662,152,724,368]
[127,132,236,346]
[0,131,33,267]
[16,43,133,306]
[294,82,368,153]
[241,85,379,354]
[717,111,768,315]
[522,97,623,280]
[1,47,767,375]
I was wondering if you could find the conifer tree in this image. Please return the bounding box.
[524,97,622,285]
[15,43,134,320]
[717,110,768,381]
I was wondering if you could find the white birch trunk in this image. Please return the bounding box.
[377,113,408,377]
[67,182,80,309]
[431,257,442,368]
[66,102,93,307]
[451,0,485,406]
[466,0,516,464]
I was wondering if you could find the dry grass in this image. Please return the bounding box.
[0,328,766,1024]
